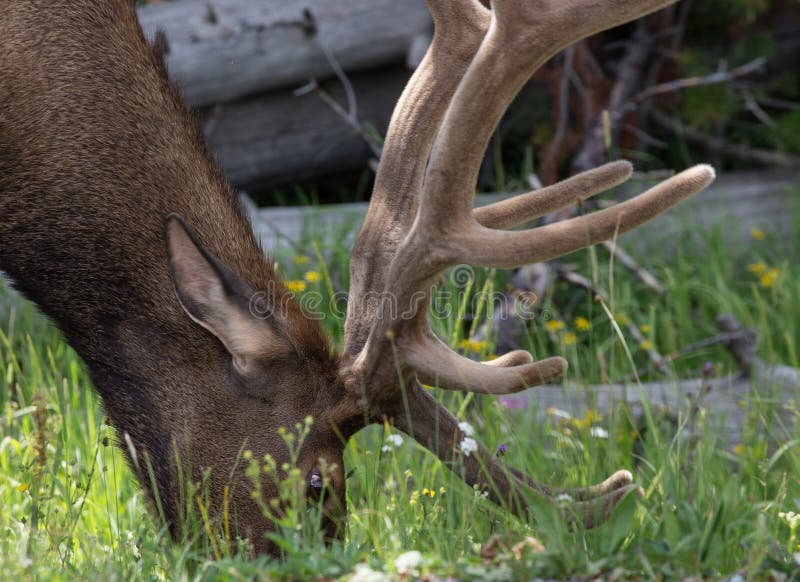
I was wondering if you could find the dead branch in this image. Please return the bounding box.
[600,240,665,294]
[651,109,800,168]
[540,47,577,185]
[572,20,656,173]
[627,56,767,108]
[622,315,755,381]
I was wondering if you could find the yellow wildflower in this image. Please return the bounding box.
[439,486,446,495]
[615,313,629,326]
[573,410,601,430]
[546,320,565,332]
[749,227,766,240]
[16,483,29,493]
[563,332,577,346]
[640,324,651,334]
[285,280,306,293]
[458,339,489,352]
[732,443,744,456]
[304,270,321,283]
[574,316,592,332]
[747,262,767,275]
[760,268,780,288]
[640,340,654,350]
[292,255,310,265]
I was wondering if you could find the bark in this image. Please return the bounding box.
[137,0,430,107]
[203,68,410,190]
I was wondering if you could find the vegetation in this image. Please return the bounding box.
[2,1,798,580]
[1,204,798,580]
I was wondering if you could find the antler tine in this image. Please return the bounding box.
[403,332,566,394]
[460,164,715,269]
[344,0,490,358]
[474,161,633,230]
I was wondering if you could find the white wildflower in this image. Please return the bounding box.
[458,421,475,436]
[472,484,490,500]
[394,550,423,575]
[459,436,478,456]
[589,426,609,439]
[546,406,573,420]
[779,511,800,529]
[349,563,390,582]
[385,433,403,448]
[381,445,391,453]
[555,493,573,505]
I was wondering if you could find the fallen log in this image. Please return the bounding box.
[137,0,430,107]
[247,170,799,247]
[204,68,410,190]
[511,363,799,449]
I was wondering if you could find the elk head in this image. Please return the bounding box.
[161,0,714,552]
[0,0,715,557]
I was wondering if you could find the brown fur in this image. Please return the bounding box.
[0,0,361,554]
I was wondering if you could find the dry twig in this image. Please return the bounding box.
[651,109,800,168]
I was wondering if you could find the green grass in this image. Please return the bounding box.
[1,213,799,580]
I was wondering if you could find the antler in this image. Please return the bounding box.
[342,0,715,527]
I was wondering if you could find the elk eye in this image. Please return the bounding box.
[307,469,324,500]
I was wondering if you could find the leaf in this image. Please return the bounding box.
[601,488,638,555]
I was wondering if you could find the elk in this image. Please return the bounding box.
[0,0,714,555]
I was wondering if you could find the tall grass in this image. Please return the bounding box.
[1,211,799,580]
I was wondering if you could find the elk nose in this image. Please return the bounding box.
[307,469,324,500]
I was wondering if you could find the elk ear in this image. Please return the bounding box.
[165,213,290,374]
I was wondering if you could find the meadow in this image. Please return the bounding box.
[1,204,799,580]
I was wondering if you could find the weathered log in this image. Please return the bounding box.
[204,68,410,190]
[506,363,800,449]
[248,170,799,248]
[137,0,430,107]
[616,169,799,255]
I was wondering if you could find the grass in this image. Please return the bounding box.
[1,207,799,580]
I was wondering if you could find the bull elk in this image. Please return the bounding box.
[0,0,714,555]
